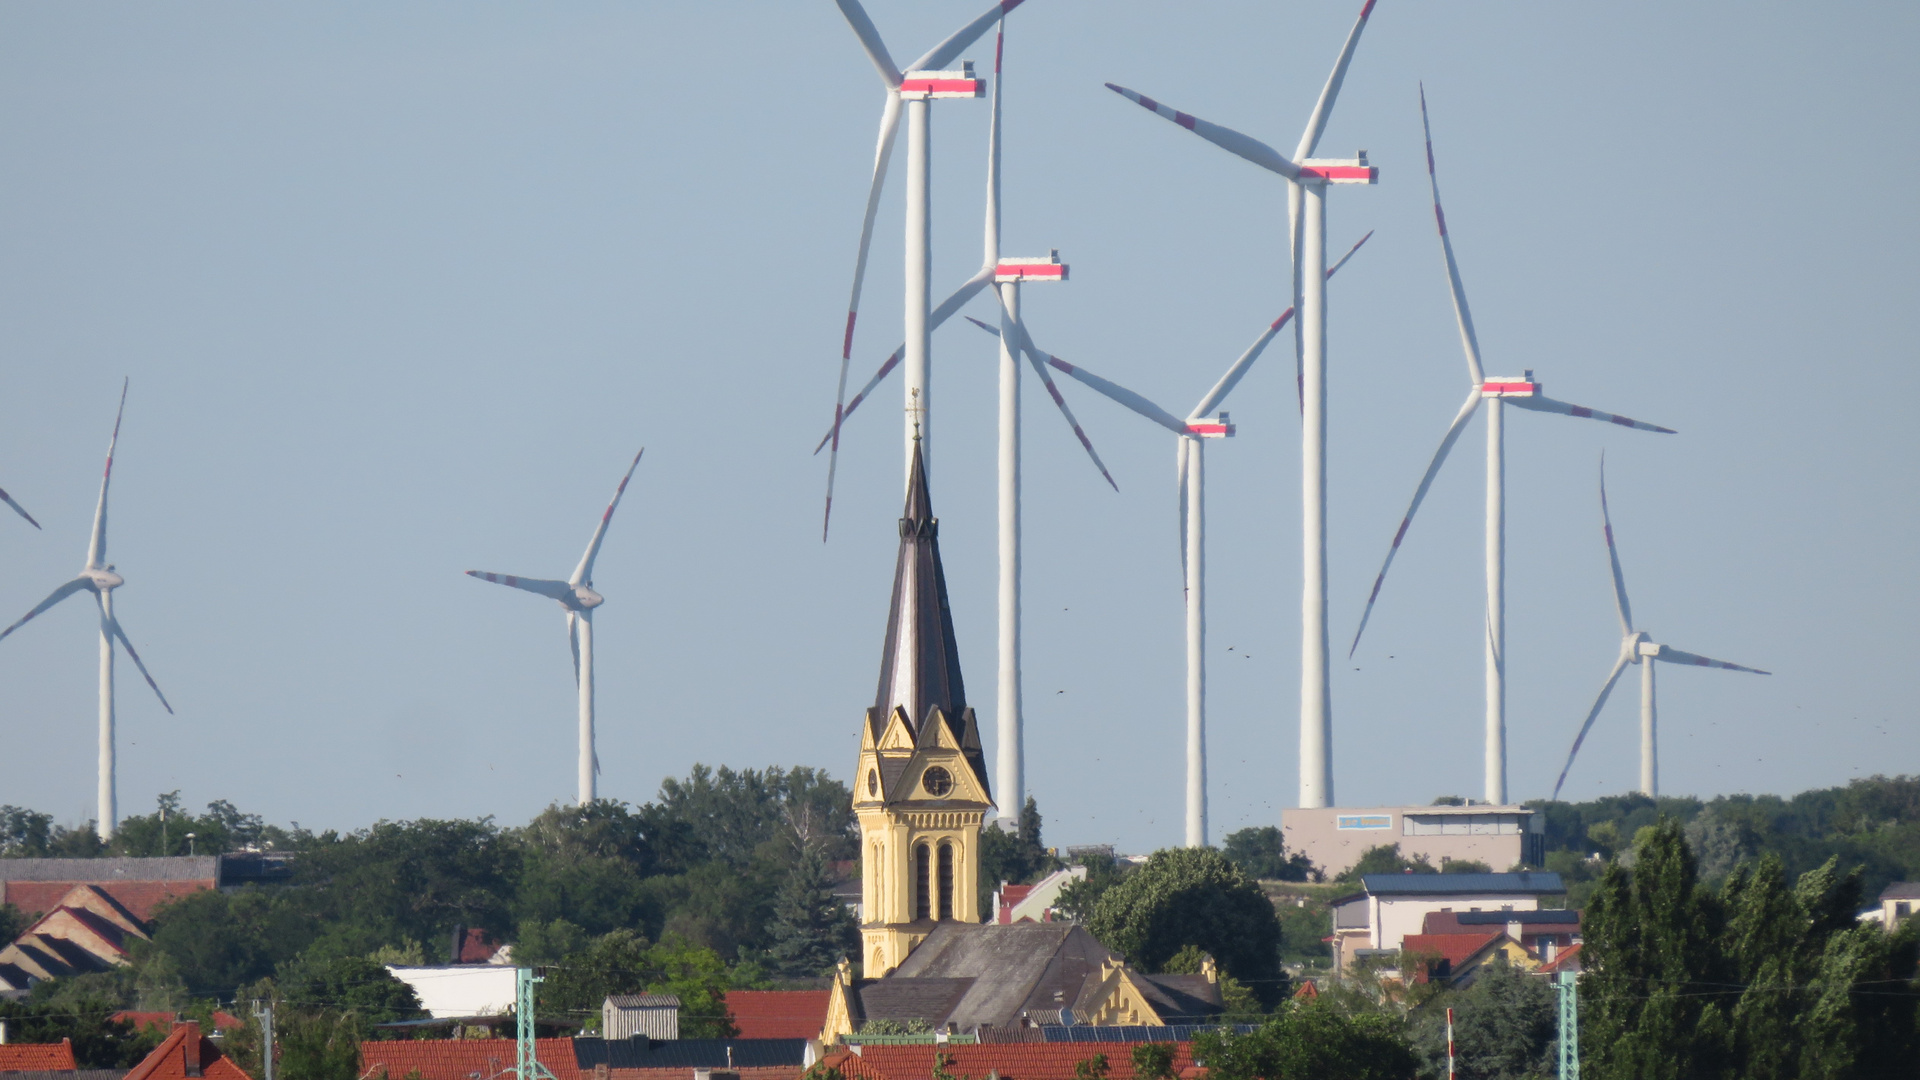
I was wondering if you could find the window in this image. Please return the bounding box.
[938,842,955,920]
[1897,902,1912,921]
[867,770,878,797]
[915,843,932,921]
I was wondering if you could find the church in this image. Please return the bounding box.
[820,441,1225,1040]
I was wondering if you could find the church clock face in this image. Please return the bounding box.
[867,769,878,796]
[921,766,953,797]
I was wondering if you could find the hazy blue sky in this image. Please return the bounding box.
[0,2,1914,852]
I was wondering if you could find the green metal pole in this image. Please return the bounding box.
[517,969,556,1080]
[1556,969,1579,1080]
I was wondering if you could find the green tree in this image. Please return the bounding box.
[1129,1043,1176,1080]
[513,917,592,967]
[510,801,656,939]
[642,765,855,872]
[1190,1002,1417,1080]
[1409,958,1555,1080]
[764,842,859,977]
[294,817,520,960]
[1069,1053,1110,1080]
[275,1009,363,1080]
[1053,853,1126,924]
[1580,819,1729,1080]
[0,805,54,856]
[0,979,163,1067]
[978,797,1060,913]
[1087,847,1285,1006]
[274,954,426,1026]
[1220,826,1317,883]
[139,887,318,999]
[1333,844,1435,883]
[538,930,742,1037]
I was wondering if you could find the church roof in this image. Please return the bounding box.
[870,440,989,797]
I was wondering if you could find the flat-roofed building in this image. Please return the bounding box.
[1328,871,1565,972]
[1280,805,1544,878]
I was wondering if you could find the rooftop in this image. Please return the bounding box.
[1359,871,1564,897]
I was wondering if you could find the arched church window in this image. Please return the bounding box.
[938,841,955,920]
[915,843,932,921]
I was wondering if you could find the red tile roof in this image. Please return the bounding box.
[360,1039,584,1080]
[833,1042,1197,1080]
[1400,932,1509,970]
[726,991,830,1040]
[0,1040,77,1071]
[113,1012,246,1034]
[613,1069,800,1080]
[455,929,500,964]
[124,1023,251,1080]
[1536,943,1583,975]
[2,880,214,924]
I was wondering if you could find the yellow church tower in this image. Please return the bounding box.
[853,438,995,977]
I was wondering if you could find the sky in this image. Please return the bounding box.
[0,1,1914,853]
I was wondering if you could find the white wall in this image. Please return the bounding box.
[387,965,517,1019]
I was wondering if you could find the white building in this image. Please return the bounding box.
[1281,804,1545,879]
[1328,871,1565,971]
[386,964,518,1018]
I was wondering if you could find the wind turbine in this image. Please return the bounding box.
[964,231,1369,847]
[0,380,172,840]
[1106,0,1379,809]
[1552,460,1769,800]
[0,484,38,529]
[1346,87,1674,805]
[466,448,643,806]
[819,0,1029,537]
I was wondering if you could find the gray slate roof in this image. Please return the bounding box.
[605,994,681,1008]
[1879,882,1920,901]
[1454,909,1580,925]
[570,1038,807,1069]
[0,857,219,882]
[1361,871,1564,896]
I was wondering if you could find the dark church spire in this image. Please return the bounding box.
[870,439,989,795]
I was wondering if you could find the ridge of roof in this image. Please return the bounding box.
[1360,871,1565,895]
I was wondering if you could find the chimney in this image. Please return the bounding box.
[450,924,467,964]
[178,1022,203,1078]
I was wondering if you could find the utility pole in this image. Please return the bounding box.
[251,1001,274,1080]
[1556,969,1580,1080]
[515,969,557,1080]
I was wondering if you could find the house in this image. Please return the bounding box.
[1535,943,1583,977]
[604,995,681,1040]
[0,1040,78,1071]
[1872,883,1919,930]
[0,858,221,924]
[725,991,831,1040]
[1420,909,1581,964]
[1400,931,1538,987]
[1328,872,1564,972]
[1281,806,1545,878]
[991,868,1086,924]
[122,1022,252,1080]
[0,885,152,990]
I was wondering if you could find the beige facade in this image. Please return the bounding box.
[1281,804,1544,878]
[854,704,992,977]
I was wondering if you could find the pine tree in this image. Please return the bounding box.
[764,842,859,978]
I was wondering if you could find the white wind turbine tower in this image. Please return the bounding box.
[466,449,643,806]
[1346,87,1674,805]
[1106,0,1380,809]
[819,0,1032,536]
[1551,459,1769,800]
[0,380,172,840]
[967,233,1369,846]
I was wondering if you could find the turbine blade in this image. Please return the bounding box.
[1292,0,1380,161]
[87,379,128,571]
[0,577,90,643]
[1176,437,1190,592]
[1510,394,1676,434]
[1348,388,1483,656]
[0,485,39,529]
[1652,645,1769,675]
[567,611,582,686]
[1104,83,1300,180]
[908,0,1025,74]
[964,313,1188,437]
[818,266,992,540]
[1191,230,1373,420]
[104,608,173,715]
[818,269,994,457]
[833,0,903,86]
[573,448,644,585]
[1550,650,1633,801]
[826,91,904,461]
[1598,456,1633,634]
[465,571,574,602]
[1418,85,1485,387]
[983,22,1003,266]
[1002,310,1117,491]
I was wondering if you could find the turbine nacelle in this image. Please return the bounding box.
[570,585,606,610]
[84,567,124,591]
[899,63,984,100]
[1481,370,1541,398]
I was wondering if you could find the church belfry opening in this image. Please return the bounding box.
[852,440,995,976]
